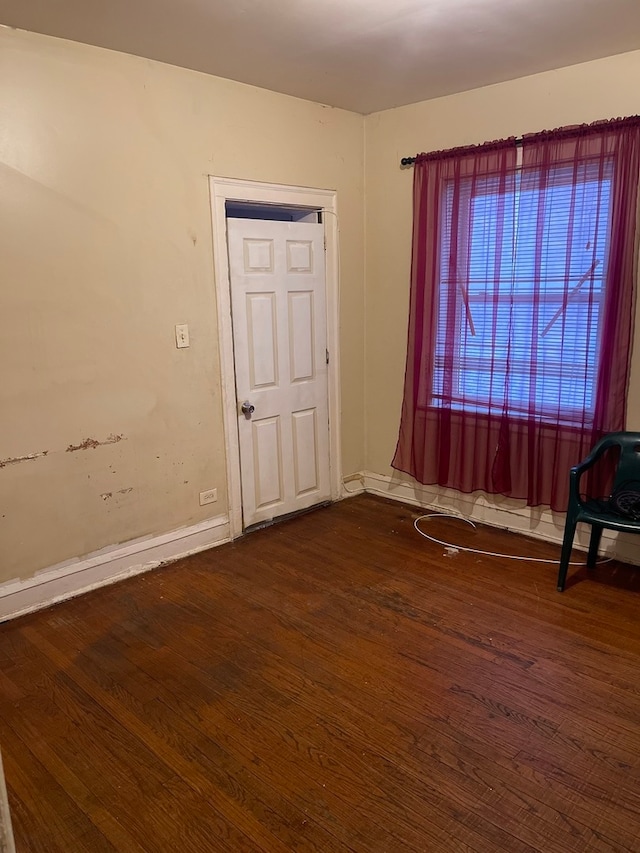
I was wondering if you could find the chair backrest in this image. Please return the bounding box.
[593,431,640,492]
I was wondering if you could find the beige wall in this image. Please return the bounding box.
[364,50,640,558]
[0,29,365,582]
[3,28,640,586]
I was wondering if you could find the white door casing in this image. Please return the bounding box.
[227,219,330,528]
[209,177,341,539]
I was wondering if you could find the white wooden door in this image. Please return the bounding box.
[227,218,331,529]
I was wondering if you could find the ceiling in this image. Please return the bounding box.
[2,0,640,114]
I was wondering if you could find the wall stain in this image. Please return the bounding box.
[0,450,49,469]
[101,492,113,501]
[117,487,133,495]
[66,434,124,453]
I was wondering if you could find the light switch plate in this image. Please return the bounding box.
[175,324,190,348]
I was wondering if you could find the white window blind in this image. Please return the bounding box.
[432,160,613,424]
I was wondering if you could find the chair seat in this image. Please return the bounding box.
[578,499,640,533]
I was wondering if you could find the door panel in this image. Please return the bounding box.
[252,416,283,509]
[247,292,278,388]
[288,291,315,382]
[292,408,320,495]
[227,218,330,528]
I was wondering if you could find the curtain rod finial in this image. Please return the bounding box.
[400,156,416,167]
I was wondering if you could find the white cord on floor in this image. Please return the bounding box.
[414,513,610,566]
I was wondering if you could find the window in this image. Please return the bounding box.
[392,118,640,510]
[432,161,613,425]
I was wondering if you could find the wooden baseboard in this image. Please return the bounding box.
[0,515,230,622]
[340,473,365,497]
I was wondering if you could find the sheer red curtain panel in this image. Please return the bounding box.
[392,117,640,511]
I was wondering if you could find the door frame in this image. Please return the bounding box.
[209,176,342,539]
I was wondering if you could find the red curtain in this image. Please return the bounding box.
[392,118,640,511]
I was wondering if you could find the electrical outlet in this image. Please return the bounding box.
[175,324,190,348]
[199,488,217,506]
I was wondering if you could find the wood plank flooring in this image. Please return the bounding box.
[1,494,639,852]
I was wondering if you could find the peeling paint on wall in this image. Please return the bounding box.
[66,434,124,453]
[102,487,132,501]
[0,435,125,469]
[0,451,49,469]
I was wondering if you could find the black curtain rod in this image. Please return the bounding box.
[401,136,523,166]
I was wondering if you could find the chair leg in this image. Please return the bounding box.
[557,515,578,592]
[587,524,603,569]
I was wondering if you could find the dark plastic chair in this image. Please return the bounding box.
[557,432,640,591]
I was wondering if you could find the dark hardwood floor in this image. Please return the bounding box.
[1,494,639,852]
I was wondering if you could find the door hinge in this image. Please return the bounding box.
[326,348,329,365]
